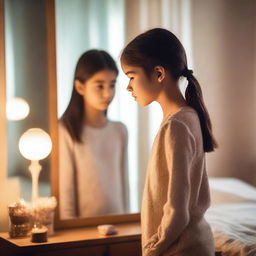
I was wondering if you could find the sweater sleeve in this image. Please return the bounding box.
[58,122,76,219]
[144,119,196,256]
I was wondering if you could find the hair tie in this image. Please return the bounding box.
[182,68,193,78]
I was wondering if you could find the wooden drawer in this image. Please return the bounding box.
[110,241,142,256]
[35,245,107,256]
[33,241,141,256]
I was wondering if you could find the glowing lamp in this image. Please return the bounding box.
[6,97,30,121]
[19,128,52,202]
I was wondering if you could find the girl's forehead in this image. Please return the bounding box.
[121,64,143,74]
[89,69,117,80]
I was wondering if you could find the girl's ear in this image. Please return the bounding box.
[74,80,85,96]
[154,66,165,83]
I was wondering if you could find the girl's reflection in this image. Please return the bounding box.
[59,50,129,219]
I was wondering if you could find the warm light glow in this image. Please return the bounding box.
[19,128,52,161]
[6,97,30,121]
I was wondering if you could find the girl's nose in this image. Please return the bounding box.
[103,88,114,99]
[126,84,132,92]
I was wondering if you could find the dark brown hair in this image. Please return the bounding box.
[121,28,217,152]
[61,49,118,142]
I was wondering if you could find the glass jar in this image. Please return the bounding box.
[8,199,32,238]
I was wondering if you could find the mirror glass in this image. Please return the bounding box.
[55,0,141,219]
[5,0,51,201]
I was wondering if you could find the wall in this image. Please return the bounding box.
[192,0,256,185]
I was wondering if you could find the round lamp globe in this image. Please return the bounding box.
[19,128,52,161]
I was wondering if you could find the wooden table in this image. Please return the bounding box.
[0,222,141,256]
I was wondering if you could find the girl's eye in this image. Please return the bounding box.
[129,77,134,81]
[110,84,116,89]
[97,85,104,89]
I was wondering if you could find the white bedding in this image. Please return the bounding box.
[207,178,256,256]
[209,178,256,202]
[206,203,256,256]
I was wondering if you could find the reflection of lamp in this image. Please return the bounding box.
[6,97,30,121]
[19,128,52,202]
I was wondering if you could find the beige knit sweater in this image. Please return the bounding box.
[141,106,215,256]
[59,120,129,219]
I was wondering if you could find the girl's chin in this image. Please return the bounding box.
[139,103,149,107]
[92,106,109,112]
[99,103,111,110]
[100,107,109,111]
[132,96,151,106]
[137,99,150,107]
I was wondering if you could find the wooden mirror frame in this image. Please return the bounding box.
[46,0,140,229]
[0,0,7,181]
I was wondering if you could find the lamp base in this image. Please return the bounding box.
[28,160,42,203]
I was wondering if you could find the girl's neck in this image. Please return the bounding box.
[157,80,187,118]
[84,105,108,128]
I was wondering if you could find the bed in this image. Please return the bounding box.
[206,178,256,256]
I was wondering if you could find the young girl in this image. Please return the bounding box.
[59,50,129,219]
[121,29,217,256]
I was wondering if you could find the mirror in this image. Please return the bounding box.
[4,0,51,201]
[55,0,141,220]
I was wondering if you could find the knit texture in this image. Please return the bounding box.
[141,106,215,256]
[59,120,129,219]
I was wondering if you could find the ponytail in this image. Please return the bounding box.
[183,69,218,152]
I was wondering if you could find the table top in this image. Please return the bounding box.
[0,222,141,249]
